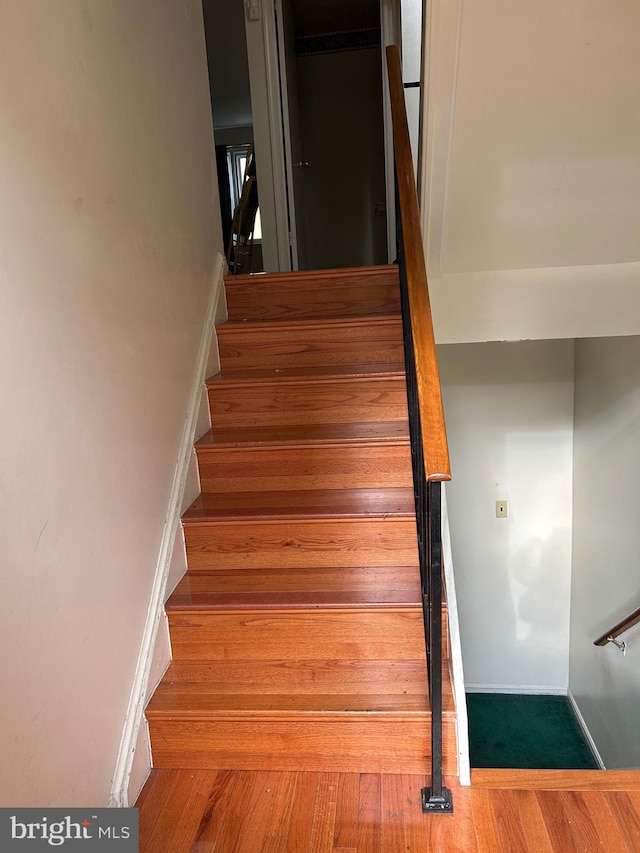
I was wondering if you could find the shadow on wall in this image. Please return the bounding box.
[438,339,575,693]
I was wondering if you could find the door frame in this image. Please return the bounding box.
[244,0,292,271]
[380,0,402,262]
[274,0,303,271]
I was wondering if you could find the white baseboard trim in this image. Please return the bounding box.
[108,254,226,807]
[567,689,606,769]
[466,684,568,695]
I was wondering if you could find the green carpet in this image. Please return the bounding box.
[466,693,599,769]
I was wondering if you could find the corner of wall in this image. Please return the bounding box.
[567,689,606,769]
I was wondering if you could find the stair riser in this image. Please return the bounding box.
[170,566,421,596]
[225,267,400,322]
[148,717,457,774]
[163,659,433,692]
[217,322,403,371]
[196,444,413,492]
[184,518,420,570]
[168,610,428,662]
[168,609,449,662]
[208,377,408,428]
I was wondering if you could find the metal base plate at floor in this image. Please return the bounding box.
[421,786,454,813]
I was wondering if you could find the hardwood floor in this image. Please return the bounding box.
[137,768,640,852]
[137,267,640,848]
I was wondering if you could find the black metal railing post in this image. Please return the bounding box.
[395,175,453,814]
[422,480,452,811]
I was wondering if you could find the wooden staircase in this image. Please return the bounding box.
[146,265,456,775]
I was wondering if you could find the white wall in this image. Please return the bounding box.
[421,0,640,278]
[420,0,640,347]
[430,263,640,345]
[400,0,421,168]
[439,340,574,692]
[440,1,640,275]
[569,336,640,768]
[0,0,221,806]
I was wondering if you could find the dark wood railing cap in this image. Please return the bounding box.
[386,45,451,482]
[594,606,640,646]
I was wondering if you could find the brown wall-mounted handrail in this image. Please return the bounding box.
[594,607,640,646]
[386,45,451,482]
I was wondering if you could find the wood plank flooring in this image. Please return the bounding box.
[137,768,640,852]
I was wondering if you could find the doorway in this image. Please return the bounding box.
[290,0,388,269]
[202,0,264,273]
[203,0,394,274]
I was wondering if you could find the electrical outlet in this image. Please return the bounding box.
[496,500,508,518]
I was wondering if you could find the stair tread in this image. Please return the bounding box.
[224,264,398,292]
[160,659,432,684]
[217,313,402,333]
[218,316,404,371]
[206,362,406,386]
[147,659,455,715]
[224,266,401,324]
[195,421,410,450]
[182,487,416,523]
[169,566,421,590]
[167,590,422,610]
[167,566,422,610]
[147,694,434,716]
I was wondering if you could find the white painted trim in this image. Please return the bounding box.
[274,0,299,271]
[419,0,464,277]
[380,0,400,263]
[244,1,290,272]
[108,253,226,807]
[441,485,471,786]
[262,0,293,271]
[567,690,606,770]
[466,685,568,695]
[415,0,427,207]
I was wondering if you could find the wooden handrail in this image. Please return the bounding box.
[386,45,451,482]
[594,607,640,646]
[386,45,452,813]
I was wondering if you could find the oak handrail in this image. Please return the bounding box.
[594,607,640,646]
[386,44,450,482]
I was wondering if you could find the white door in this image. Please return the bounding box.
[245,0,300,272]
